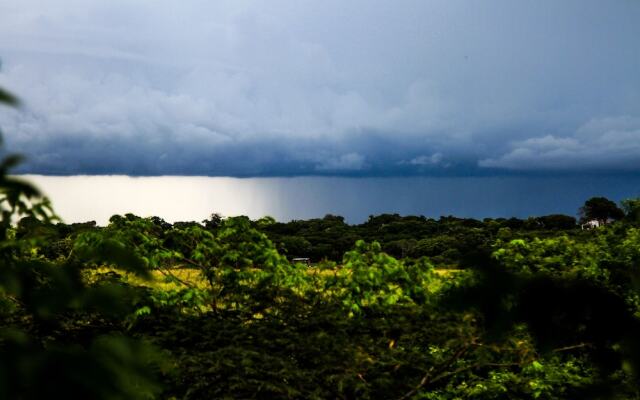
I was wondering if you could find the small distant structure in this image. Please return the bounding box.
[581,219,601,230]
[292,257,311,267]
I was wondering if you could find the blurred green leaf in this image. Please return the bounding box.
[0,87,18,106]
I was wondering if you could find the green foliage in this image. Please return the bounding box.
[580,196,625,223]
[11,203,640,398]
[622,198,640,224]
[334,240,435,314]
[0,87,18,106]
[446,228,640,398]
[493,235,607,281]
[0,332,164,400]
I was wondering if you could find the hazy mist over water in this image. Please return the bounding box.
[23,175,640,225]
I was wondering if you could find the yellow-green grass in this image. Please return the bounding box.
[87,264,461,294]
[433,269,464,277]
[86,266,210,290]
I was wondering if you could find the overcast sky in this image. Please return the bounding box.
[0,0,639,176]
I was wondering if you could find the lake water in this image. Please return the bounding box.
[20,175,640,225]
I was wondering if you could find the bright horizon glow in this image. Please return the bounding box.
[23,175,640,225]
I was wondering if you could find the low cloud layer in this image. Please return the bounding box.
[479,117,640,171]
[0,0,639,176]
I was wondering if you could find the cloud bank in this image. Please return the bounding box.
[479,117,640,171]
[0,0,639,176]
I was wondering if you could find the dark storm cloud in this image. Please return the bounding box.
[0,0,639,176]
[7,130,476,177]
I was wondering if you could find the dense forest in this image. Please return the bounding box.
[3,88,640,399]
[4,184,640,398]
